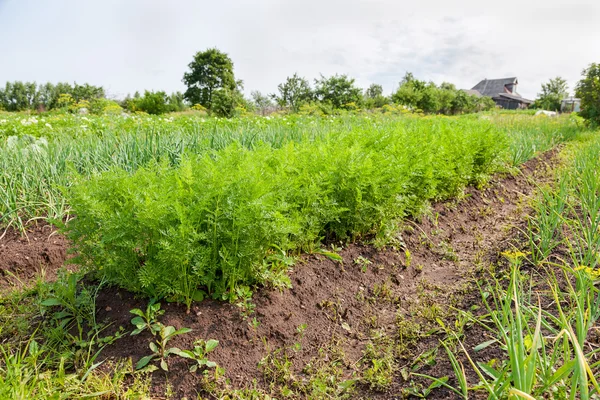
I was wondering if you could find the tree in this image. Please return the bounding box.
[166,92,187,112]
[272,73,313,112]
[251,91,273,115]
[365,83,383,99]
[418,83,441,113]
[0,81,39,111]
[133,91,169,115]
[71,83,105,102]
[392,73,426,109]
[182,48,236,111]
[437,83,457,114]
[364,84,389,109]
[314,74,362,109]
[451,90,476,114]
[576,63,600,125]
[209,79,247,117]
[534,77,568,111]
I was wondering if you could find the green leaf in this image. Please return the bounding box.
[166,347,182,356]
[162,325,176,338]
[54,311,72,319]
[41,298,62,307]
[136,355,155,370]
[131,316,145,328]
[177,350,195,359]
[425,376,447,393]
[129,308,145,317]
[190,364,198,373]
[205,339,219,352]
[206,361,217,368]
[160,359,168,371]
[477,361,502,380]
[474,339,496,352]
[547,359,576,386]
[171,327,192,337]
[149,342,158,353]
[316,249,343,262]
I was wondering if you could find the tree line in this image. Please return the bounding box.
[1,48,598,125]
[0,82,104,112]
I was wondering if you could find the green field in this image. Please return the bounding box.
[1,111,599,399]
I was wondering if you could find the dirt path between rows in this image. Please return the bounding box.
[0,149,558,398]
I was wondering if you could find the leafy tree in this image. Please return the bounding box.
[272,73,313,112]
[0,81,105,111]
[576,63,600,125]
[534,77,568,111]
[71,83,105,103]
[392,73,426,109]
[476,96,496,112]
[314,74,362,109]
[437,84,457,114]
[210,80,247,118]
[364,84,389,109]
[0,81,38,111]
[365,83,383,99]
[418,83,441,113]
[251,91,273,115]
[182,48,236,111]
[134,91,169,115]
[451,90,476,114]
[166,92,187,112]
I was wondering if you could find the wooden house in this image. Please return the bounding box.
[470,77,533,109]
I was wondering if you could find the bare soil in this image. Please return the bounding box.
[0,223,74,293]
[0,150,558,399]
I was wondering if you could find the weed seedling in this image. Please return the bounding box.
[136,324,192,371]
[129,300,164,336]
[175,339,219,373]
[234,286,256,320]
[354,256,372,273]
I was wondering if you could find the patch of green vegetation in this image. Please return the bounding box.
[421,133,600,398]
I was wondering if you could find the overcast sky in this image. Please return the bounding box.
[0,0,598,100]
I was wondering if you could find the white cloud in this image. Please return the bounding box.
[0,0,598,99]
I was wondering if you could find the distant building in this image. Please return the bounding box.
[561,97,581,113]
[470,77,533,109]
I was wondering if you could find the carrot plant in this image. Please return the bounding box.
[64,115,511,307]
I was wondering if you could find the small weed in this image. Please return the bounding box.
[129,299,164,336]
[233,285,256,320]
[362,332,396,391]
[175,339,220,373]
[136,324,192,371]
[355,256,372,273]
[258,346,293,386]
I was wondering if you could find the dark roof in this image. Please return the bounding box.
[471,77,518,97]
[494,92,533,104]
[461,89,482,97]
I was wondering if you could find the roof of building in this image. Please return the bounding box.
[494,92,533,104]
[471,77,518,97]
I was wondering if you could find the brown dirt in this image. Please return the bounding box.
[0,150,559,399]
[0,223,74,293]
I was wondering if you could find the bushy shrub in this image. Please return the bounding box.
[65,117,506,309]
[89,98,122,115]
